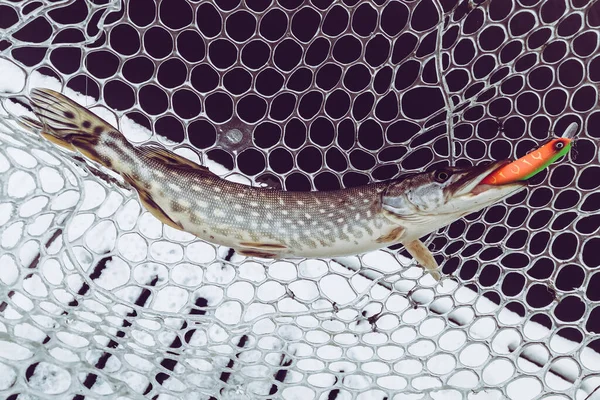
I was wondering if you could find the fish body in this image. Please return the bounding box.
[136,162,397,259]
[23,88,526,279]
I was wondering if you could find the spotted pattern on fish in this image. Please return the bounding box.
[24,88,528,280]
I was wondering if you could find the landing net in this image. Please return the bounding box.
[0,0,599,399]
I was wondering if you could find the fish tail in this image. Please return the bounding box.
[27,88,183,229]
[26,88,126,168]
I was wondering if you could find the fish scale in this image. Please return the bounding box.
[22,88,527,280]
[147,160,396,256]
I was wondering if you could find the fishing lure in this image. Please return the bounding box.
[481,134,574,185]
[21,88,527,280]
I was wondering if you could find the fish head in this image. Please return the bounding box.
[382,161,527,234]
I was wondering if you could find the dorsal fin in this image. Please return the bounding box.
[138,144,215,175]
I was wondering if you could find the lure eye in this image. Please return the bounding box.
[435,170,451,183]
[554,141,565,150]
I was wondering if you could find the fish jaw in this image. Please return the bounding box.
[437,160,527,216]
[451,159,513,196]
[381,160,527,241]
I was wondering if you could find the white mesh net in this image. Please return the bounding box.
[0,0,599,399]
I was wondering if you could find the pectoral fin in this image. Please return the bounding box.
[404,239,441,281]
[376,226,405,243]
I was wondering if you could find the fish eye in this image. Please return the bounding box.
[435,170,450,182]
[554,141,565,150]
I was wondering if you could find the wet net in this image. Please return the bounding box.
[0,0,599,398]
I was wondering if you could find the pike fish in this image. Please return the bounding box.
[21,88,527,280]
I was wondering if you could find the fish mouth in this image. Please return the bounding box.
[453,159,526,197]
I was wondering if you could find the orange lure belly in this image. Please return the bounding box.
[481,138,572,185]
